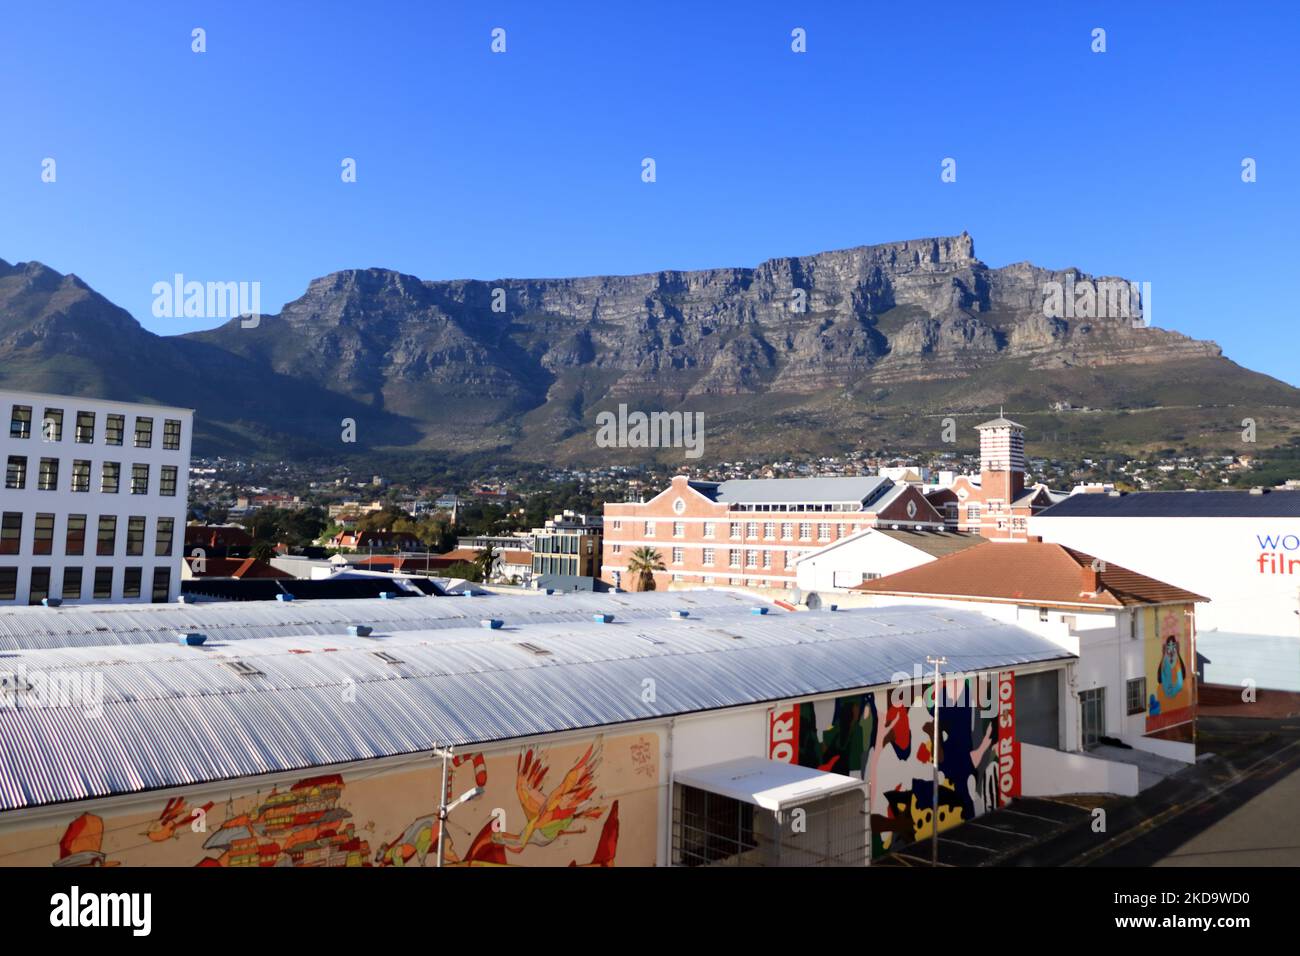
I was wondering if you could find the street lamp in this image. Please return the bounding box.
[433,746,484,868]
[926,655,947,867]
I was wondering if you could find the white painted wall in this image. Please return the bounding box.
[1032,513,1300,637]
[795,529,941,593]
[1021,742,1140,797]
[0,390,192,605]
[670,706,768,772]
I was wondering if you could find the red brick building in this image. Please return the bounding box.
[601,474,944,591]
[926,417,1062,541]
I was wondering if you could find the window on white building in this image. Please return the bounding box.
[5,456,26,490]
[1126,678,1147,716]
[75,411,95,444]
[37,458,58,491]
[96,516,117,556]
[33,514,54,556]
[41,408,63,442]
[134,417,153,448]
[9,405,32,439]
[71,460,91,493]
[0,513,21,556]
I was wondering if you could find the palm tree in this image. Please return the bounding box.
[474,545,498,583]
[627,547,665,592]
[249,540,276,563]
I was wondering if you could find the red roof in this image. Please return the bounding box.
[184,557,294,580]
[853,540,1208,608]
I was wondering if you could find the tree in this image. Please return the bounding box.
[474,545,498,583]
[250,540,276,563]
[626,546,665,592]
[444,561,482,583]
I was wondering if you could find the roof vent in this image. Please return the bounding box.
[481,619,504,629]
[827,604,839,612]
[275,593,295,602]
[750,606,769,616]
[379,591,396,600]
[592,613,614,624]
[460,590,477,597]
[347,625,373,638]
[224,660,264,677]
[176,594,191,604]
[669,609,690,619]
[516,642,553,656]
[41,598,62,608]
[373,651,404,665]
[176,631,206,646]
[1250,486,1265,495]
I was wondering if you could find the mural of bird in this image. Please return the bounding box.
[501,741,605,852]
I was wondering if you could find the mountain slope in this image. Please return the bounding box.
[2,234,1296,464]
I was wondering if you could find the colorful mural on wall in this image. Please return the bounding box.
[1145,603,1195,733]
[0,732,659,868]
[769,675,1007,857]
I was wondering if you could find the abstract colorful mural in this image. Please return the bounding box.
[770,675,1007,858]
[1145,603,1195,733]
[0,732,658,868]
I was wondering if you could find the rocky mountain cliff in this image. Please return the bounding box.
[1,235,1294,463]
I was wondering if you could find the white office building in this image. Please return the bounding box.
[1031,490,1300,691]
[0,389,192,605]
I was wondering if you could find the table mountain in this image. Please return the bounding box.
[2,234,1296,463]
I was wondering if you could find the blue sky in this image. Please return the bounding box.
[2,1,1297,383]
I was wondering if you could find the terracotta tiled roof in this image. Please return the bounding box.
[184,557,294,580]
[853,540,1207,608]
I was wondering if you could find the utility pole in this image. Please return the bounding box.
[926,655,947,867]
[432,746,484,868]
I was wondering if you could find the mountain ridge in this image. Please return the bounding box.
[1,234,1294,464]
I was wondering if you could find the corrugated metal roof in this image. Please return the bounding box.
[713,476,890,506]
[1038,490,1300,518]
[0,600,1073,813]
[0,590,764,652]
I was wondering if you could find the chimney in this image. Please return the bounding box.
[1081,563,1100,594]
